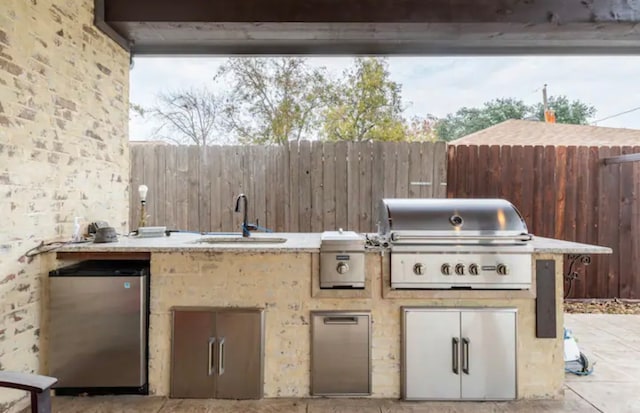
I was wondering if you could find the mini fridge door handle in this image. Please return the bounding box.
[207,337,216,376]
[462,337,470,375]
[452,337,460,375]
[218,337,226,376]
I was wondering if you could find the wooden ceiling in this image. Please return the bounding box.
[96,0,640,55]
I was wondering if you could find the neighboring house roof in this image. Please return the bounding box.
[450,119,640,146]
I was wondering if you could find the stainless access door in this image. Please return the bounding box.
[170,310,216,398]
[403,309,461,400]
[49,275,146,388]
[311,311,371,395]
[460,309,517,400]
[215,310,264,400]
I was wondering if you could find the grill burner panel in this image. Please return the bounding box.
[391,248,532,290]
[380,199,533,290]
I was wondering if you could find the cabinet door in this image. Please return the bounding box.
[214,310,264,399]
[311,312,371,395]
[171,310,216,398]
[460,310,517,400]
[403,309,461,400]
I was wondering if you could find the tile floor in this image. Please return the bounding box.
[45,314,640,413]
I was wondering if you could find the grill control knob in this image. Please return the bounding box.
[455,264,465,276]
[469,264,479,276]
[441,264,452,276]
[413,263,425,276]
[336,262,349,274]
[496,263,509,276]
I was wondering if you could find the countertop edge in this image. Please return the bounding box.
[54,234,612,255]
[530,236,612,254]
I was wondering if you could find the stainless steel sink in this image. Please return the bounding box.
[195,236,287,244]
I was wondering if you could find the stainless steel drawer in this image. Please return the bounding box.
[311,311,371,396]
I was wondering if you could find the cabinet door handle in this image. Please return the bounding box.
[207,337,216,376]
[218,337,225,376]
[324,317,358,325]
[462,337,470,375]
[452,337,459,375]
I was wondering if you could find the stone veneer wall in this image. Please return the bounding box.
[148,252,564,399]
[0,1,129,411]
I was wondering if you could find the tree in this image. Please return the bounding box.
[531,96,596,125]
[216,58,329,145]
[147,88,223,146]
[322,57,406,142]
[434,96,597,141]
[406,115,439,142]
[435,98,530,142]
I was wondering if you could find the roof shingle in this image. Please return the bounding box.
[450,119,640,146]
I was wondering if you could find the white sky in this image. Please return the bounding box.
[129,56,640,140]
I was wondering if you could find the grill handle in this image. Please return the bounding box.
[390,233,532,243]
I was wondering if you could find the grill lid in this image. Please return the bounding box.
[379,198,530,243]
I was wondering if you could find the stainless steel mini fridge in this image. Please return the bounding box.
[310,311,371,396]
[49,260,149,394]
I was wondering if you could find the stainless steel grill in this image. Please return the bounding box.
[379,199,533,290]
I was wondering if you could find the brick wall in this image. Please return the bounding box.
[0,1,130,411]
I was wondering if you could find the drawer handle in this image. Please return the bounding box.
[324,317,358,325]
[207,337,216,376]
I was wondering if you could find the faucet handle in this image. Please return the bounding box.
[247,219,259,231]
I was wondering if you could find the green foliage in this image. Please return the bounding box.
[322,58,407,142]
[435,98,531,142]
[531,96,597,125]
[216,58,329,145]
[435,96,597,142]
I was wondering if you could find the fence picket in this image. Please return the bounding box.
[299,140,312,232]
[347,142,360,231]
[164,146,177,232]
[176,146,189,231]
[335,141,348,230]
[585,146,600,298]
[323,142,336,231]
[209,146,221,232]
[288,141,300,231]
[310,142,324,232]
[432,141,447,198]
[619,146,634,299]
[395,142,409,198]
[360,142,373,231]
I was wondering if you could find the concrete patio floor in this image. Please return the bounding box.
[46,314,640,413]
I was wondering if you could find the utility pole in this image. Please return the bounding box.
[542,84,555,123]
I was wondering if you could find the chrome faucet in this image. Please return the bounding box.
[234,194,250,237]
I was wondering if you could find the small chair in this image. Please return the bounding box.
[0,371,57,413]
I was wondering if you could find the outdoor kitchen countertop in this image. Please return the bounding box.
[57,232,322,253]
[56,232,611,255]
[530,236,612,254]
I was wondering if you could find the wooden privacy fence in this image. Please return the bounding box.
[448,144,640,299]
[130,141,447,234]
